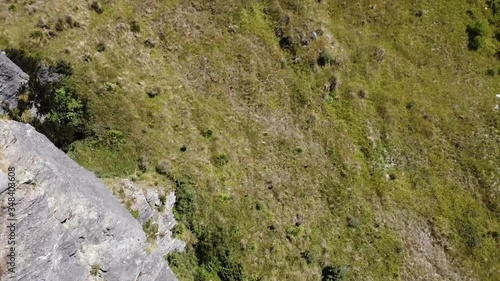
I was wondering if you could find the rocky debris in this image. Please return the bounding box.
[293,214,304,226]
[146,86,162,98]
[144,38,157,48]
[37,17,50,29]
[324,76,340,93]
[38,63,64,85]
[0,52,29,114]
[114,180,186,255]
[0,120,182,281]
[227,24,239,34]
[122,181,154,224]
[415,9,428,17]
[146,189,161,207]
[310,31,318,40]
[116,22,128,32]
[347,215,360,228]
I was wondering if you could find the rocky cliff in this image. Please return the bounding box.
[0,120,184,281]
[0,52,29,114]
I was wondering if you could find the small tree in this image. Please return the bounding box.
[35,86,88,150]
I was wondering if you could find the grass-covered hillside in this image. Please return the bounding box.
[1,0,499,280]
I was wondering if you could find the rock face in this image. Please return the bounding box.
[0,120,184,281]
[0,52,29,114]
[111,180,186,255]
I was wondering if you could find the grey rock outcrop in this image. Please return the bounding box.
[0,52,29,114]
[114,180,186,255]
[0,120,183,281]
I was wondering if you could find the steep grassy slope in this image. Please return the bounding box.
[1,0,499,280]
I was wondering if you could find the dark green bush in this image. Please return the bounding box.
[33,85,89,150]
[104,129,124,147]
[490,0,500,19]
[96,41,106,52]
[455,218,481,248]
[322,265,347,281]
[51,60,73,76]
[5,49,89,150]
[195,228,244,281]
[169,175,244,281]
[466,20,492,51]
[90,1,104,14]
[166,251,199,280]
[130,20,141,33]
[173,178,196,227]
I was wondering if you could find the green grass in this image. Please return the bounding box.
[1,0,499,280]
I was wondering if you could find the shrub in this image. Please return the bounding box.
[195,228,244,281]
[156,160,171,175]
[166,251,199,278]
[201,128,213,138]
[322,265,347,281]
[212,154,229,167]
[455,218,481,248]
[130,209,139,219]
[138,155,149,172]
[286,225,304,240]
[194,268,221,281]
[35,86,89,150]
[90,1,104,14]
[318,50,334,66]
[130,20,141,33]
[490,0,500,19]
[143,219,159,242]
[55,18,65,31]
[466,20,492,51]
[173,179,196,227]
[29,30,44,39]
[146,86,162,98]
[90,264,101,276]
[105,130,124,147]
[51,60,73,76]
[96,41,106,52]
[47,88,85,126]
[301,251,315,264]
[65,15,74,27]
